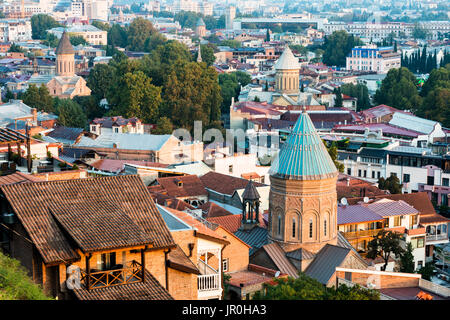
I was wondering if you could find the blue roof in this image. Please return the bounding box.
[234,227,268,255]
[269,109,338,180]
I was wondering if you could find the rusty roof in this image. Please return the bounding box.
[73,270,173,300]
[200,171,265,196]
[167,245,200,275]
[207,214,243,233]
[154,175,207,198]
[1,175,175,265]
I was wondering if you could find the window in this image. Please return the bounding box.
[292,218,296,238]
[417,261,423,269]
[363,170,367,178]
[222,258,229,272]
[309,219,313,238]
[324,219,327,236]
[228,165,233,173]
[393,216,401,227]
[277,215,281,235]
[97,252,116,271]
[443,178,449,187]
[410,214,418,227]
[372,171,375,179]
[358,169,362,177]
[427,176,434,185]
[403,174,410,183]
[347,168,351,175]
[114,127,119,133]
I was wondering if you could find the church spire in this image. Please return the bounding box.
[197,43,202,63]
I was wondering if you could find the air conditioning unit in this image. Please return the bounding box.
[2,213,15,224]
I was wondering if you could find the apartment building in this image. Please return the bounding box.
[346,45,401,74]
[0,19,32,42]
[48,25,107,46]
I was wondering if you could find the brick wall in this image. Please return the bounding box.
[335,269,420,289]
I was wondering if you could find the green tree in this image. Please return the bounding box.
[91,20,110,31]
[8,43,25,53]
[367,230,405,271]
[30,14,62,40]
[54,98,87,128]
[378,175,402,194]
[417,262,436,281]
[195,45,215,66]
[87,63,116,101]
[107,23,128,48]
[322,30,363,67]
[333,87,343,108]
[412,22,430,40]
[325,141,344,172]
[340,83,371,110]
[153,116,174,134]
[220,40,241,49]
[162,60,222,130]
[251,273,379,300]
[22,85,54,113]
[42,32,59,48]
[0,252,53,300]
[69,34,87,46]
[109,71,161,123]
[374,67,422,111]
[399,242,415,273]
[127,17,157,51]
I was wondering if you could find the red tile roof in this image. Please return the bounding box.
[207,214,243,233]
[200,171,265,196]
[1,175,175,264]
[199,201,233,218]
[154,175,207,198]
[73,270,173,300]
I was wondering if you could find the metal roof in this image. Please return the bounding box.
[304,244,351,285]
[234,226,268,255]
[274,46,301,70]
[269,109,338,180]
[76,132,173,151]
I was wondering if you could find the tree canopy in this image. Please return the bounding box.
[322,30,363,67]
[367,230,405,271]
[251,273,380,300]
[0,252,52,300]
[31,14,62,40]
[374,67,422,111]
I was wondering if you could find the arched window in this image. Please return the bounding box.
[324,218,327,237]
[277,215,281,235]
[292,218,296,238]
[309,219,313,238]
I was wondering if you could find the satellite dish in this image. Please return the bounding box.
[340,198,348,206]
[274,271,280,278]
[363,197,369,203]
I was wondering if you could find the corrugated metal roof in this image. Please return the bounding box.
[304,244,350,285]
[269,109,338,180]
[389,112,438,134]
[234,226,268,255]
[261,243,298,278]
[285,247,316,261]
[274,46,301,70]
[76,133,173,151]
[366,199,419,217]
[338,204,384,225]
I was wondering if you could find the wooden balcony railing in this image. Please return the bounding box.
[80,260,143,290]
[342,229,382,240]
[198,274,220,292]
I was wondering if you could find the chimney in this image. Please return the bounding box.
[31,108,37,124]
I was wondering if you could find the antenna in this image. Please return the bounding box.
[340,197,348,206]
[363,197,369,203]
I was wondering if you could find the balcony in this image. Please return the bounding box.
[342,228,382,240]
[426,233,449,244]
[80,260,143,290]
[406,227,427,236]
[198,274,220,292]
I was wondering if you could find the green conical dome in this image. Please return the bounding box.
[269,110,338,180]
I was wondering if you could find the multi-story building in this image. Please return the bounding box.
[338,198,427,271]
[0,19,32,42]
[48,25,107,46]
[346,45,401,74]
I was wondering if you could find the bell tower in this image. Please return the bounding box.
[55,31,75,77]
[268,108,339,253]
[274,46,300,95]
[240,180,261,231]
